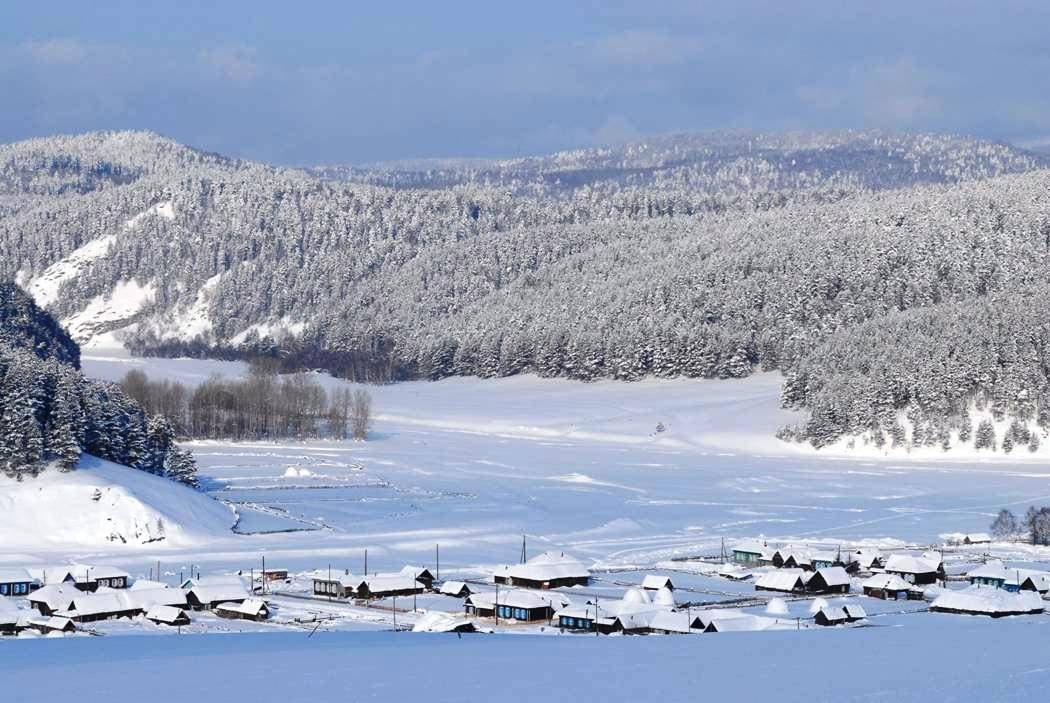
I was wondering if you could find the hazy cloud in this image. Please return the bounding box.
[23,38,87,64]
[586,30,702,67]
[199,46,260,82]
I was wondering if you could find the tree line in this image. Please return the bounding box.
[119,363,373,442]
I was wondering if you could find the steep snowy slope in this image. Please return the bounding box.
[0,455,235,549]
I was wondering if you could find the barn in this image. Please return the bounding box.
[754,570,806,594]
[399,566,436,590]
[354,575,424,599]
[185,580,250,611]
[438,581,473,598]
[883,555,941,585]
[861,574,922,601]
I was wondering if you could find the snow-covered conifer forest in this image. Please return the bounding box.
[3,129,1050,450]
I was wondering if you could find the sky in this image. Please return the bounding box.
[3,1,1050,165]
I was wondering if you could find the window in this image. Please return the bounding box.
[0,584,7,595]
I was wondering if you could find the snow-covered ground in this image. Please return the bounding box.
[5,354,1050,700]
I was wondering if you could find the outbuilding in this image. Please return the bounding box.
[641,575,675,591]
[930,587,1044,617]
[354,575,424,599]
[25,616,76,634]
[754,570,806,594]
[185,581,250,611]
[883,555,941,585]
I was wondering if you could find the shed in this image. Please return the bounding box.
[412,611,476,633]
[814,606,847,626]
[355,575,424,599]
[438,581,473,598]
[807,567,850,594]
[215,598,270,622]
[703,615,772,633]
[493,551,590,590]
[843,604,867,622]
[146,605,191,626]
[851,550,884,572]
[28,585,77,616]
[400,566,436,590]
[60,593,141,623]
[0,567,40,597]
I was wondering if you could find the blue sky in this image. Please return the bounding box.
[3,1,1049,164]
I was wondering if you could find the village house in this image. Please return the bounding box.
[25,616,76,635]
[39,565,131,592]
[312,571,358,598]
[261,569,289,583]
[883,554,941,585]
[861,574,923,600]
[216,598,270,622]
[493,551,590,590]
[465,589,567,622]
[807,567,851,594]
[0,567,40,597]
[28,584,77,616]
[754,570,807,594]
[399,566,436,590]
[930,587,1044,617]
[641,575,675,591]
[438,581,473,598]
[412,611,477,633]
[966,562,1050,593]
[811,551,848,571]
[703,615,773,633]
[185,577,250,611]
[56,592,141,623]
[851,550,885,572]
[354,574,424,599]
[814,604,866,627]
[731,542,769,566]
[146,605,191,627]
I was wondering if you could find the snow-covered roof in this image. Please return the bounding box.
[843,604,867,619]
[641,575,673,590]
[621,587,652,608]
[123,587,187,609]
[931,586,1044,615]
[89,566,130,580]
[313,570,358,588]
[129,580,170,591]
[732,541,768,555]
[861,574,916,591]
[966,561,1050,588]
[496,551,589,583]
[852,550,883,568]
[400,565,433,579]
[468,589,569,610]
[694,609,749,629]
[216,598,268,617]
[645,610,694,633]
[188,583,249,605]
[706,614,773,632]
[884,554,938,575]
[810,551,842,563]
[754,570,805,591]
[28,584,77,611]
[145,605,188,624]
[817,606,846,623]
[652,586,675,608]
[357,575,421,594]
[813,566,850,587]
[181,575,246,589]
[27,616,74,632]
[0,567,38,584]
[65,593,135,617]
[0,597,21,625]
[412,611,475,633]
[438,581,471,596]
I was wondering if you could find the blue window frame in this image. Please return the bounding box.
[0,584,7,595]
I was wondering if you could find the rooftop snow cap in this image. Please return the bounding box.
[652,586,675,608]
[622,587,652,607]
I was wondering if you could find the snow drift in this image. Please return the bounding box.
[0,455,235,549]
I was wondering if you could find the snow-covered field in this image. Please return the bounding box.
[6,353,1050,701]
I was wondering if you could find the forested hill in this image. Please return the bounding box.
[0,283,79,368]
[0,286,195,483]
[3,129,1050,452]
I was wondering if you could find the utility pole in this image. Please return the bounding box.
[393,595,397,631]
[436,544,440,581]
[364,549,368,577]
[495,582,499,626]
[328,564,332,601]
[521,535,526,564]
[262,555,266,595]
[595,592,599,637]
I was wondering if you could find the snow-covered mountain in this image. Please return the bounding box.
[4,129,1050,451]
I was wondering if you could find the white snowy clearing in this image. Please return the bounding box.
[0,455,235,550]
[5,354,1050,702]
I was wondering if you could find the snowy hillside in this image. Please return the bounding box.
[0,455,234,549]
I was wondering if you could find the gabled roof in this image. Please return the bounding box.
[400,565,434,579]
[812,566,850,587]
[0,597,21,626]
[931,586,1044,615]
[313,570,358,588]
[496,551,589,583]
[852,550,883,568]
[129,580,170,591]
[843,604,867,619]
[27,616,74,632]
[188,583,249,605]
[705,615,773,633]
[89,566,130,580]
[28,584,77,611]
[810,551,842,563]
[412,611,475,633]
[694,609,749,629]
[754,570,806,591]
[216,598,268,617]
[439,581,471,596]
[732,541,768,555]
[66,592,136,617]
[861,574,916,591]
[145,605,189,624]
[181,575,246,589]
[817,606,846,623]
[0,567,38,584]
[356,575,421,594]
[884,554,938,575]
[467,589,569,610]
[641,575,674,590]
[123,587,188,609]
[645,610,694,633]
